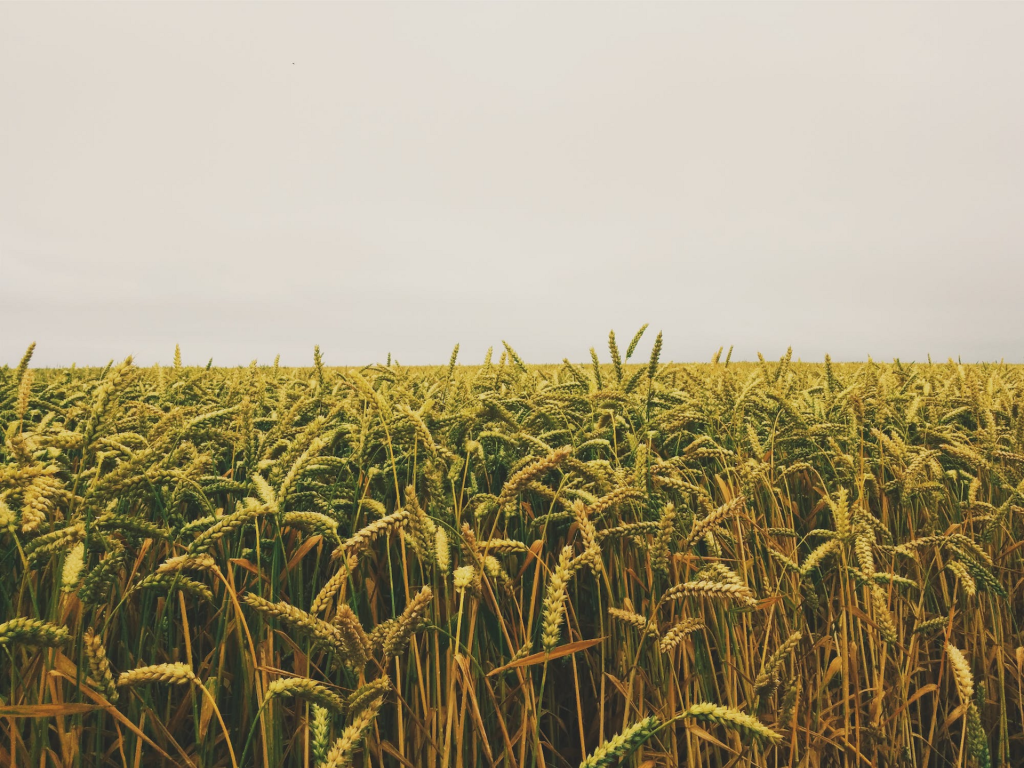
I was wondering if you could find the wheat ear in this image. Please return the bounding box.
[323,694,385,768]
[680,702,781,743]
[82,628,119,702]
[267,677,346,712]
[0,618,69,647]
[578,715,660,768]
[117,662,196,687]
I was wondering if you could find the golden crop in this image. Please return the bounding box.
[1,335,1021,767]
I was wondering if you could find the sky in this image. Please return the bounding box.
[1,2,1022,368]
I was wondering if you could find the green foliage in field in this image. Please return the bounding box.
[1,336,1022,767]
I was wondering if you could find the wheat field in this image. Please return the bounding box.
[1,332,1022,768]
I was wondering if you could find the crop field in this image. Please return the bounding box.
[1,332,1022,768]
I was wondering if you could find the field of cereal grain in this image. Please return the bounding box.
[2,333,1022,767]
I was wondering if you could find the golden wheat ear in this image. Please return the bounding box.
[345,676,391,716]
[609,607,658,637]
[117,663,196,688]
[946,644,975,703]
[663,578,757,607]
[382,586,433,657]
[266,677,346,712]
[323,691,386,768]
[541,545,576,651]
[659,618,705,654]
[242,593,351,659]
[680,703,781,744]
[754,631,803,694]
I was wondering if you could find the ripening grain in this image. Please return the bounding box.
[1,335,1021,767]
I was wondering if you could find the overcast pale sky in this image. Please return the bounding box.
[2,2,1022,367]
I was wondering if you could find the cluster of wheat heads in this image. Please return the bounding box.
[1,335,1022,767]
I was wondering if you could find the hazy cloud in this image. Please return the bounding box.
[2,2,1022,366]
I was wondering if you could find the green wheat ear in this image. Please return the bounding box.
[647,331,663,380]
[589,347,603,389]
[624,323,648,360]
[446,343,459,382]
[501,340,528,374]
[579,716,660,768]
[0,618,69,647]
[311,704,331,763]
[15,341,36,384]
[314,345,325,390]
[608,330,623,384]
